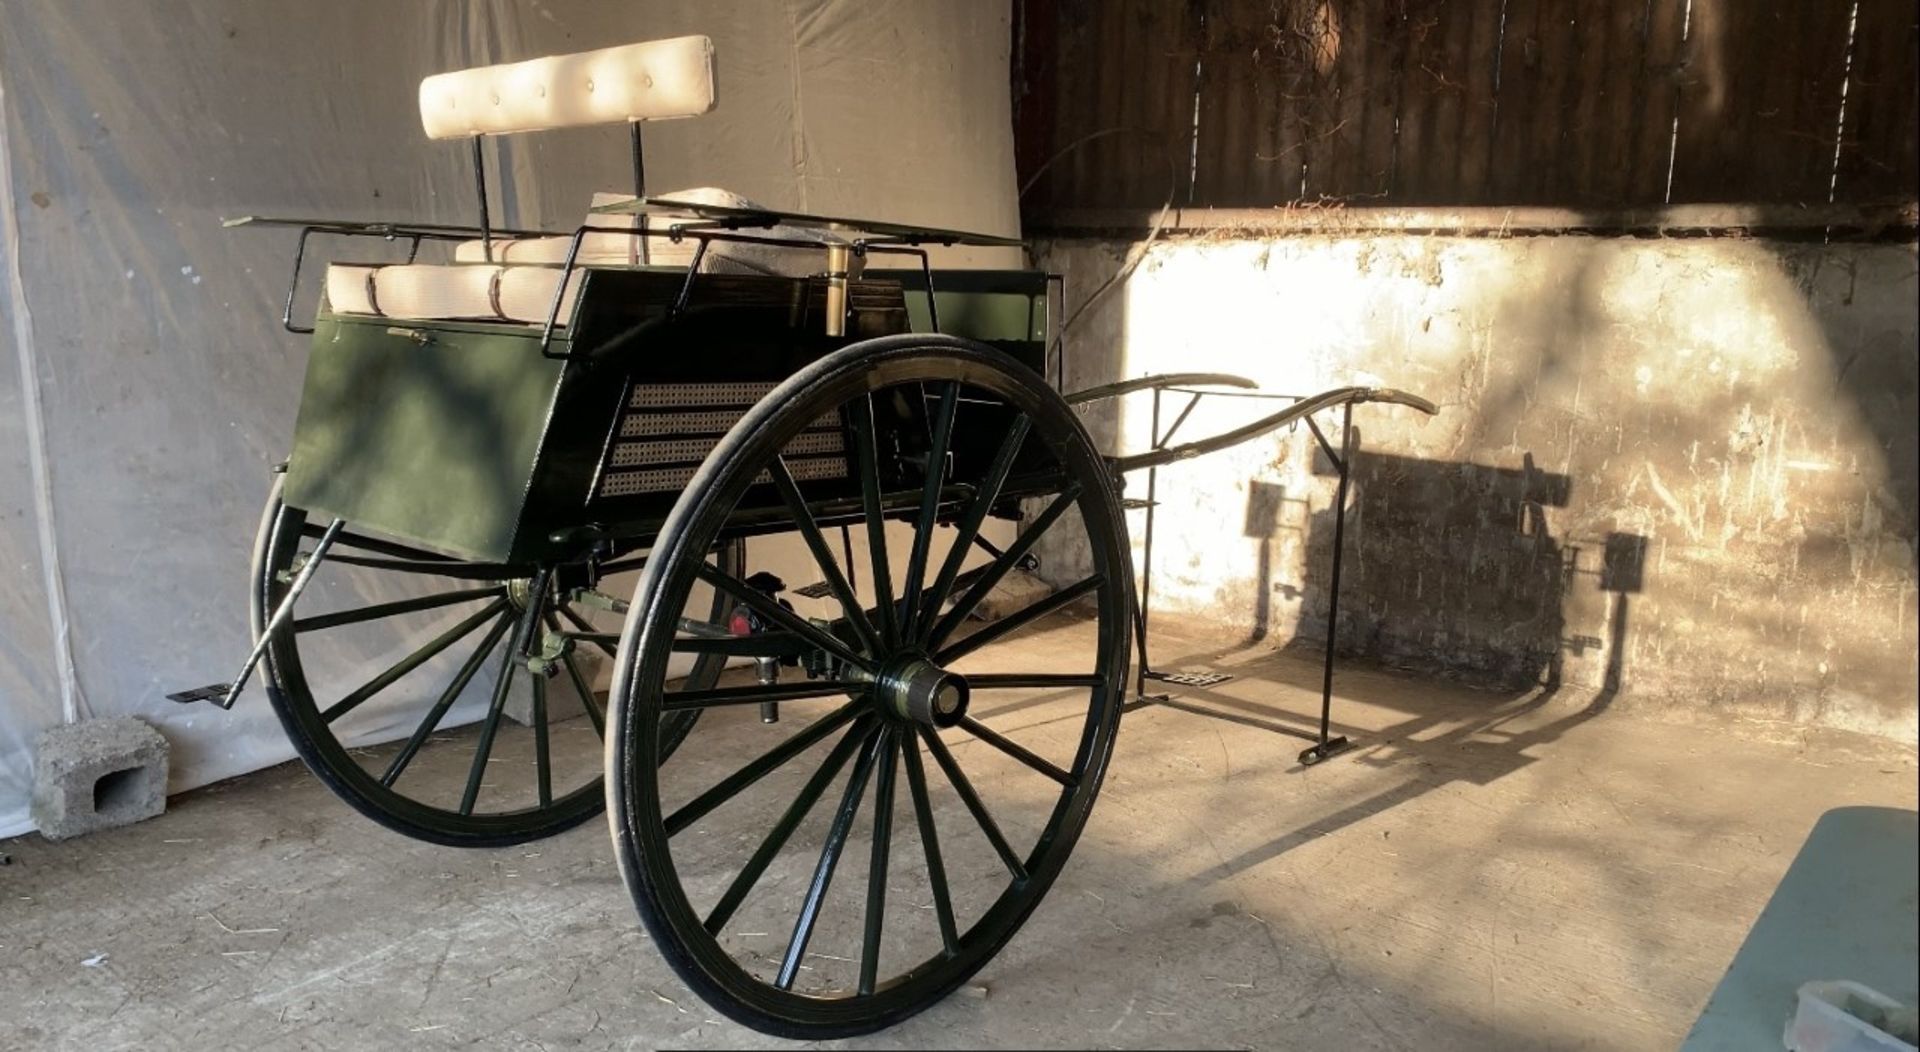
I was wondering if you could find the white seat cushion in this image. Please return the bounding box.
[324,187,841,325]
[325,262,584,325]
[451,231,646,266]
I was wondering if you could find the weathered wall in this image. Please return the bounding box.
[1034,234,1919,740]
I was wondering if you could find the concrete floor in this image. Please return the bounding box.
[3,614,1915,1050]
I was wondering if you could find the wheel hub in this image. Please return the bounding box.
[874,655,969,728]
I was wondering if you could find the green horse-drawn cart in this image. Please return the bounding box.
[175,34,1433,1037]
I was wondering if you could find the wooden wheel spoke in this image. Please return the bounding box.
[550,621,607,739]
[556,605,617,658]
[851,395,899,646]
[379,611,514,788]
[293,586,502,633]
[458,636,522,816]
[915,414,1031,644]
[776,729,886,990]
[901,736,960,956]
[459,574,549,816]
[321,598,508,724]
[696,563,873,674]
[531,670,553,807]
[671,632,810,659]
[965,673,1105,690]
[927,486,1082,649]
[919,726,1027,883]
[957,716,1074,787]
[704,717,876,934]
[899,382,960,636]
[668,701,864,836]
[663,680,863,712]
[768,454,882,657]
[936,574,1104,666]
[858,730,900,995]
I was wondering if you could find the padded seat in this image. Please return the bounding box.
[323,188,838,325]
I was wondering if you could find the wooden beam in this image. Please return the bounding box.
[1028,202,1920,239]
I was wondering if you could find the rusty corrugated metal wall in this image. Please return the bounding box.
[1014,0,1920,220]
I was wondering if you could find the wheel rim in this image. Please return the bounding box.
[256,479,740,845]
[608,337,1131,1034]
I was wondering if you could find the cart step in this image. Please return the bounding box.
[791,581,835,600]
[1146,669,1233,687]
[167,683,235,707]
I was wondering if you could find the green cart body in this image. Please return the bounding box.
[283,267,1054,565]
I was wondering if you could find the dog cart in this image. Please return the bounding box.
[173,35,1434,1037]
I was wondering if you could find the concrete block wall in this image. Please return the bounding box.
[1033,234,1919,740]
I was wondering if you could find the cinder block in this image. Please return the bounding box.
[31,718,169,841]
[971,568,1057,622]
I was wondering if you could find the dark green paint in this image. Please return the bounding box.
[282,268,1050,564]
[284,316,568,562]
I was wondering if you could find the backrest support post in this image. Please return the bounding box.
[471,135,493,262]
[628,121,646,200]
[629,122,649,265]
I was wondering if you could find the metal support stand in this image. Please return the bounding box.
[167,517,345,710]
[1127,384,1234,708]
[1298,403,1357,766]
[630,121,650,265]
[470,135,493,262]
[1122,388,1362,768]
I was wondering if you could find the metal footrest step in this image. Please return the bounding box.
[166,683,236,708]
[1145,669,1233,687]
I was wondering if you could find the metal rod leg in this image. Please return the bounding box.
[1130,389,1164,703]
[222,517,345,709]
[1301,403,1356,766]
[470,136,492,262]
[756,657,781,724]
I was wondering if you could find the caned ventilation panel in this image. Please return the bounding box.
[596,382,848,498]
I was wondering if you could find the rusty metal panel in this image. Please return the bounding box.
[1838,0,1920,202]
[1669,3,1857,204]
[1021,0,1198,211]
[1193,0,1314,206]
[1017,0,1918,217]
[1114,0,1204,205]
[1485,0,1570,205]
[1624,0,1690,205]
[1015,0,1201,215]
[1396,0,1502,205]
[1188,0,1408,206]
[1012,0,1062,209]
[1321,0,1411,201]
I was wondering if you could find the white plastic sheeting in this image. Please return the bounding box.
[0,0,1019,837]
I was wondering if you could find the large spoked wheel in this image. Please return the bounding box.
[607,335,1132,1038]
[255,478,740,847]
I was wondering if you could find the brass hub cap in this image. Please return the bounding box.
[875,655,969,728]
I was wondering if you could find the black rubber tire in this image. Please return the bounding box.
[605,335,1132,1037]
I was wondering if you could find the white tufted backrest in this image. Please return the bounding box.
[418,35,716,139]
